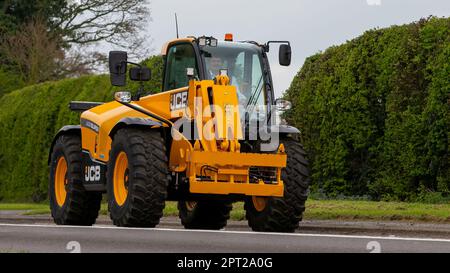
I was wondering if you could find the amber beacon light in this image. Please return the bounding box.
[225,33,233,41]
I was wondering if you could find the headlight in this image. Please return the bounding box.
[275,99,292,111]
[114,92,132,103]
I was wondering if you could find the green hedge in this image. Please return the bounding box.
[0,56,163,201]
[0,68,25,98]
[285,17,449,201]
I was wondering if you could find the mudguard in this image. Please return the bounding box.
[109,117,163,137]
[48,125,81,164]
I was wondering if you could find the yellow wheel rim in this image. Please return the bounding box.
[114,152,129,206]
[252,196,268,212]
[186,201,197,212]
[55,157,68,207]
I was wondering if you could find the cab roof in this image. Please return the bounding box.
[160,36,264,56]
[161,37,195,56]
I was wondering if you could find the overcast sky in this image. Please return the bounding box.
[146,0,449,98]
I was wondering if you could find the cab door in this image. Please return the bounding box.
[163,43,200,91]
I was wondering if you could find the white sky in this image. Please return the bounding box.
[146,0,450,98]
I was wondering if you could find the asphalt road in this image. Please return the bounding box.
[1,223,450,253]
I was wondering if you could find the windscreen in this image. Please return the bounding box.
[200,42,266,108]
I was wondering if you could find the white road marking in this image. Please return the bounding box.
[1,222,450,243]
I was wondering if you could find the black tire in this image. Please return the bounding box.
[49,134,102,226]
[245,138,310,232]
[178,200,232,230]
[107,128,168,227]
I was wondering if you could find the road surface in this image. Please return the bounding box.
[1,223,450,253]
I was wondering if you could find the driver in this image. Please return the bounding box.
[206,56,249,103]
[206,56,223,80]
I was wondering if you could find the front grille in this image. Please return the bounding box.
[249,167,277,184]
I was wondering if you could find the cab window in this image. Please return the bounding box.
[164,44,198,91]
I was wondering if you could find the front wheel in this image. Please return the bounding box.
[178,200,232,230]
[49,134,102,225]
[107,128,169,227]
[245,138,310,232]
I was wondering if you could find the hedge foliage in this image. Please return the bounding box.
[285,17,449,201]
[0,68,25,98]
[0,56,163,201]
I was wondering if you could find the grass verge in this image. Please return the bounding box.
[2,200,450,223]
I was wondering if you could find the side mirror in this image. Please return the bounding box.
[130,67,151,82]
[109,51,128,86]
[279,44,292,66]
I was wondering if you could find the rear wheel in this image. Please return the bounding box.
[245,138,310,232]
[178,200,232,230]
[107,128,169,227]
[49,134,102,226]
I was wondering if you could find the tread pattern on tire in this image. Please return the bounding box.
[49,134,102,226]
[245,138,310,232]
[107,128,168,227]
[178,200,232,230]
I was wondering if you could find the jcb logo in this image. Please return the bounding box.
[170,91,188,111]
[85,166,101,182]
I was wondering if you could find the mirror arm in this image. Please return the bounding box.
[134,82,145,101]
[125,61,145,101]
[126,61,142,68]
[264,41,291,52]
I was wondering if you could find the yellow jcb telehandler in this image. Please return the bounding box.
[48,35,310,232]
